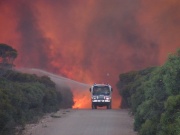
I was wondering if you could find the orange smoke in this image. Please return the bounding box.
[0,0,180,109]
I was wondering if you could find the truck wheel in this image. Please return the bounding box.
[107,103,111,109]
[92,104,97,109]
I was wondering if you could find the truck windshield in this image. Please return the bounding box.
[93,86,110,95]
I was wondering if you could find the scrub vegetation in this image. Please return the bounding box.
[0,44,74,134]
[117,48,180,135]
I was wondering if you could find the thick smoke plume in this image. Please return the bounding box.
[0,0,180,108]
[16,1,51,69]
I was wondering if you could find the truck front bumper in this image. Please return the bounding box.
[92,100,110,103]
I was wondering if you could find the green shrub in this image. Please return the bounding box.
[117,48,180,135]
[0,70,73,134]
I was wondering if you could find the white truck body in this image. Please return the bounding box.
[89,84,113,109]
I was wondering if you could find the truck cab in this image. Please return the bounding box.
[89,84,113,109]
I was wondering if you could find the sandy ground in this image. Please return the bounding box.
[21,109,137,135]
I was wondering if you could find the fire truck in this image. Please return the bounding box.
[89,83,113,109]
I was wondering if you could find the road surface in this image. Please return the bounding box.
[23,109,137,135]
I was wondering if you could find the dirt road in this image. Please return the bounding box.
[23,109,137,135]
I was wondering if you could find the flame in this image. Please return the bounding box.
[72,91,91,109]
[0,0,180,109]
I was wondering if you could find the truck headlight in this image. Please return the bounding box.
[105,96,111,100]
[92,96,98,100]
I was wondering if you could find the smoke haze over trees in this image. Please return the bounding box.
[0,0,179,81]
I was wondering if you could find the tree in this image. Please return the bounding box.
[0,43,18,69]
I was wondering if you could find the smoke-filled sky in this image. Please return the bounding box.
[0,0,180,108]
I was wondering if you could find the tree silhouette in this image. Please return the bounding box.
[0,43,18,69]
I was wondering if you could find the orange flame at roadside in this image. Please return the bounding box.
[73,92,91,109]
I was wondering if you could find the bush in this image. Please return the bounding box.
[158,95,180,135]
[117,48,180,135]
[0,70,73,134]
